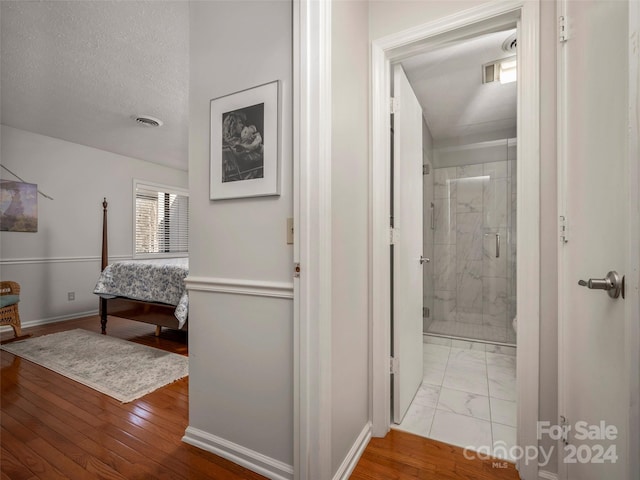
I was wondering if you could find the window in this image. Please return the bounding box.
[134,181,188,257]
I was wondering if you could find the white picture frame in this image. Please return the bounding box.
[209,80,280,200]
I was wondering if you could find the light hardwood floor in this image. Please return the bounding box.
[1,316,520,479]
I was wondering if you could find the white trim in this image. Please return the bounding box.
[0,310,99,334]
[294,0,333,478]
[182,427,293,480]
[555,1,568,479]
[627,3,640,480]
[184,276,293,299]
[374,0,523,59]
[0,255,131,265]
[538,470,559,480]
[514,3,540,480]
[370,3,540,480]
[132,178,189,198]
[370,34,392,438]
[292,1,302,478]
[331,422,372,480]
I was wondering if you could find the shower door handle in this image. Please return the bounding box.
[485,233,500,258]
[430,202,435,230]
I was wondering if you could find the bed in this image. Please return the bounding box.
[93,198,189,335]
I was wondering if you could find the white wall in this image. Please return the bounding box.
[0,125,188,327]
[185,0,294,476]
[331,0,371,475]
[369,0,487,39]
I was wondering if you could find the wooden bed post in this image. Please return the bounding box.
[100,198,108,334]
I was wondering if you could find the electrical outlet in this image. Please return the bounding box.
[68,292,75,301]
[287,217,294,244]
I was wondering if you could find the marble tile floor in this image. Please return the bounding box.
[393,338,517,462]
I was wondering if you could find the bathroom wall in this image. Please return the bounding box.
[430,139,516,344]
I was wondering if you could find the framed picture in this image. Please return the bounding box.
[0,180,38,232]
[210,80,280,200]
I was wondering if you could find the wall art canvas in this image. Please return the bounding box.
[210,81,280,200]
[0,180,38,232]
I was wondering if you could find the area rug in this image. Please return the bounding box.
[0,329,188,403]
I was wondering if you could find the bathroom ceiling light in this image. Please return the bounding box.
[499,59,517,84]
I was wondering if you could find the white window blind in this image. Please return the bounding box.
[134,183,188,256]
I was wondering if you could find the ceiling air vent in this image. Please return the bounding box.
[134,115,163,127]
[482,56,517,85]
[502,32,517,53]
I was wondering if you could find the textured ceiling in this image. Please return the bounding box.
[401,29,517,144]
[1,1,189,171]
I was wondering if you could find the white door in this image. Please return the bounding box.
[559,1,639,479]
[392,65,424,423]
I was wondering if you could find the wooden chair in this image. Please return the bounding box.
[0,281,27,342]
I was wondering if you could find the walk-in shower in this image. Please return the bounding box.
[423,139,517,345]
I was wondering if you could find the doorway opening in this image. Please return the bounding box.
[390,27,518,459]
[371,4,540,478]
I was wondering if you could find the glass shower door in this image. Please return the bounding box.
[426,139,516,345]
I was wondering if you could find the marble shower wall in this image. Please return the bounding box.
[430,144,517,344]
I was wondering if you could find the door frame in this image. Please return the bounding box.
[556,1,640,478]
[628,7,640,480]
[370,2,540,479]
[293,0,333,478]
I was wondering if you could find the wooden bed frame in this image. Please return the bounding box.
[99,198,187,335]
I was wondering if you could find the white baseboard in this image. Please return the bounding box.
[332,422,372,480]
[539,469,558,480]
[182,426,294,480]
[0,310,99,334]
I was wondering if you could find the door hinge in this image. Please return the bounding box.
[389,227,399,245]
[560,415,570,445]
[390,357,399,374]
[558,16,569,43]
[560,215,569,244]
[423,164,430,175]
[390,97,399,114]
[294,262,301,278]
